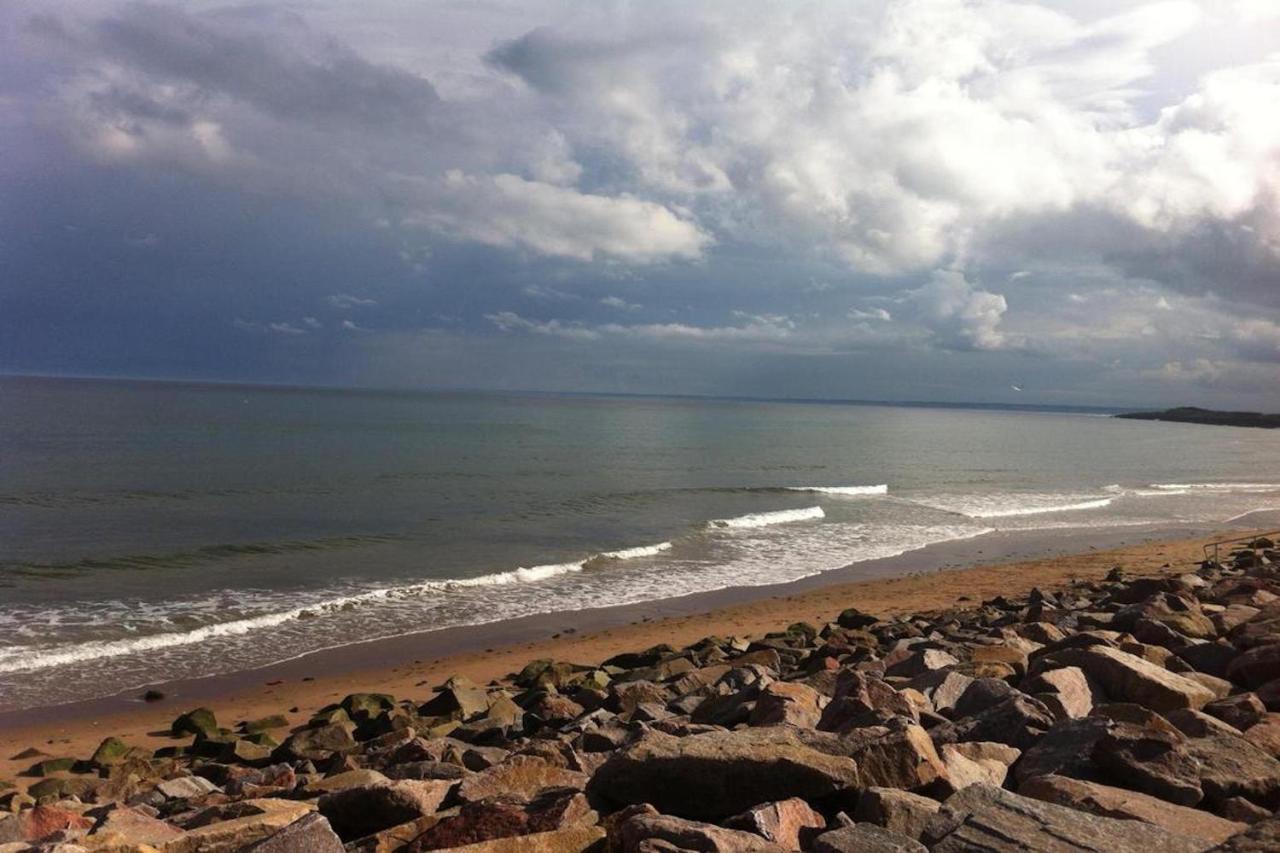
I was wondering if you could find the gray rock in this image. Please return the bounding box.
[812,824,927,852]
[243,813,345,852]
[921,783,1212,852]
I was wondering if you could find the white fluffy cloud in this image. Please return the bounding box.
[906,270,1009,351]
[416,172,709,262]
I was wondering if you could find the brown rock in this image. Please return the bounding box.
[1242,713,1280,757]
[749,682,826,728]
[1227,643,1280,689]
[1209,814,1280,851]
[408,789,595,850]
[90,805,183,847]
[936,742,1019,793]
[1167,708,1245,739]
[243,813,345,852]
[1185,734,1280,809]
[319,780,454,840]
[724,798,826,850]
[1019,773,1245,844]
[1037,645,1215,713]
[587,728,860,820]
[165,799,315,853]
[812,823,926,852]
[1022,666,1097,719]
[853,788,940,840]
[422,824,605,852]
[1205,694,1267,731]
[0,804,92,843]
[456,756,587,805]
[617,811,786,852]
[846,724,947,791]
[1091,723,1203,806]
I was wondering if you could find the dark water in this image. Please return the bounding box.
[2,376,1279,710]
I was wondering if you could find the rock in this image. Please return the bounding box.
[1209,814,1280,851]
[0,805,92,843]
[416,824,605,852]
[1022,666,1096,719]
[819,671,917,731]
[1091,723,1204,806]
[156,775,220,801]
[1011,716,1114,787]
[1220,797,1273,824]
[723,798,826,849]
[243,714,289,733]
[749,682,825,728]
[318,780,454,840]
[171,708,219,739]
[951,678,1016,718]
[587,728,860,819]
[456,756,587,805]
[89,805,183,847]
[845,724,948,791]
[969,644,1030,679]
[936,742,1020,793]
[884,648,959,679]
[1243,713,1280,757]
[1019,774,1245,844]
[616,811,786,852]
[1168,708,1245,738]
[921,783,1209,852]
[1226,643,1280,689]
[1037,645,1216,713]
[1206,694,1267,731]
[279,723,358,762]
[407,789,595,850]
[164,798,315,853]
[853,788,940,840]
[930,694,1055,750]
[419,680,491,722]
[907,670,973,717]
[1184,734,1280,809]
[305,769,391,794]
[811,824,926,852]
[89,738,132,768]
[242,813,345,852]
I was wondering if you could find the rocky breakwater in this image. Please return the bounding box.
[4,537,1280,851]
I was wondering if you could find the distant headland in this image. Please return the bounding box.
[1117,406,1280,429]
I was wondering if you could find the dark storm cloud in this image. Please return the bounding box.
[2,0,1280,408]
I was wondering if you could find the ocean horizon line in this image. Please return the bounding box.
[0,370,1128,415]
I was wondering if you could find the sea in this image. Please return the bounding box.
[2,375,1279,711]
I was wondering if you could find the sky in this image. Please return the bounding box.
[2,0,1279,408]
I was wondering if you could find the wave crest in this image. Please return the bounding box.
[709,506,825,529]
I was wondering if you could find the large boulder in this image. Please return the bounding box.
[615,811,786,852]
[1091,722,1204,806]
[456,756,588,805]
[318,780,454,840]
[587,728,860,819]
[1209,814,1280,852]
[1036,646,1216,713]
[1185,734,1280,809]
[921,784,1210,852]
[1227,644,1280,689]
[1019,774,1245,844]
[749,681,826,728]
[243,813,345,852]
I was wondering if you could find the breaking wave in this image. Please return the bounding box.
[708,506,826,529]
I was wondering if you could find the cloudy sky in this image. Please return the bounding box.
[2,0,1279,407]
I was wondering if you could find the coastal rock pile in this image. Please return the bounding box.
[4,538,1280,851]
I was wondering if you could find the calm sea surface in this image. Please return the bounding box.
[2,376,1279,710]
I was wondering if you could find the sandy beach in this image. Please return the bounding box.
[1,523,1254,787]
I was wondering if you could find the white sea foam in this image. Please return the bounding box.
[787,484,888,496]
[709,506,825,529]
[597,541,673,560]
[1103,484,1189,497]
[1151,483,1280,492]
[970,498,1113,518]
[0,538,685,676]
[909,494,1114,519]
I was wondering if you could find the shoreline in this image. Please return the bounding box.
[2,517,1270,784]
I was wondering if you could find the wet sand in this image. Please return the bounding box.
[3,519,1264,785]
